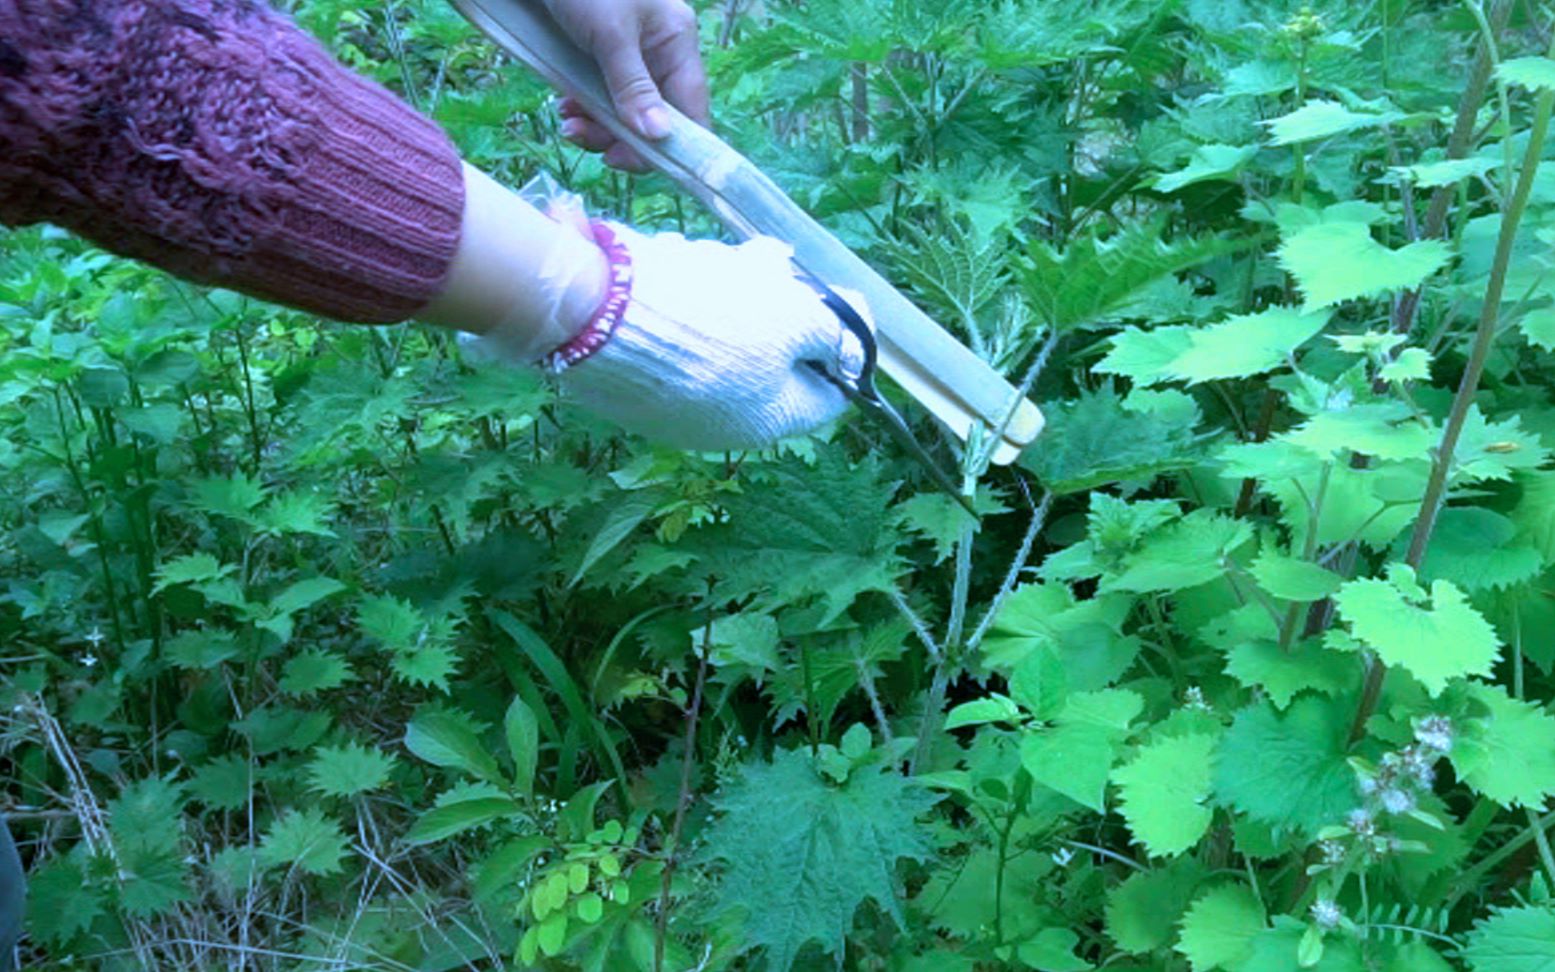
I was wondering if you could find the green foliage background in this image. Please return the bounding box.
[5,0,1555,968]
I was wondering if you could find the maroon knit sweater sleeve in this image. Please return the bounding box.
[0,0,464,324]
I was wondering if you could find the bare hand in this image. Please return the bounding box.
[543,0,711,171]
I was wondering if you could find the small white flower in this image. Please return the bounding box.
[1347,808,1375,835]
[1050,846,1075,868]
[1414,716,1454,754]
[1310,898,1342,930]
[84,626,105,648]
[81,653,98,669]
[1319,840,1345,865]
[1379,788,1416,815]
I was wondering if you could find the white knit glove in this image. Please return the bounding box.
[468,222,868,451]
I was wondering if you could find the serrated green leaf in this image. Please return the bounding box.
[1452,407,1552,483]
[1021,385,1204,494]
[278,649,355,696]
[1404,507,1544,592]
[1250,552,1343,601]
[1379,347,1433,382]
[1104,511,1253,594]
[1452,683,1555,809]
[1390,156,1498,189]
[1152,143,1259,193]
[306,742,397,797]
[1462,905,1555,972]
[25,856,105,946]
[1264,100,1401,145]
[188,755,253,811]
[1512,471,1555,563]
[1116,731,1218,856]
[1497,57,1555,92]
[189,472,267,521]
[1022,222,1240,331]
[258,491,336,537]
[392,641,459,692]
[1107,856,1207,953]
[699,748,935,972]
[685,452,903,622]
[1099,308,1326,386]
[153,553,234,592]
[1283,402,1435,463]
[1177,883,1266,971]
[164,628,240,670]
[1021,721,1116,811]
[1279,222,1450,309]
[1224,638,1358,708]
[1521,307,1555,351]
[258,808,350,876]
[1334,564,1501,694]
[1214,696,1356,837]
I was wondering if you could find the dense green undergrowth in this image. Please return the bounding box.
[6,0,1555,969]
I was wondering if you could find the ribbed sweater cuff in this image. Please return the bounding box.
[219,32,464,324]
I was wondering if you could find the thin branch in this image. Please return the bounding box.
[655,595,713,972]
[889,587,943,662]
[966,483,1053,655]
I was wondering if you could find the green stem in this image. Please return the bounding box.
[1352,62,1555,745]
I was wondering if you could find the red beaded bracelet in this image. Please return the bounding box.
[544,221,634,372]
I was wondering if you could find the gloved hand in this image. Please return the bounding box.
[465,220,867,451]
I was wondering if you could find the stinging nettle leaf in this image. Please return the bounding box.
[1115,731,1219,857]
[1461,905,1555,972]
[306,742,397,797]
[1278,221,1451,309]
[1333,564,1501,694]
[258,808,350,876]
[1263,100,1401,146]
[1213,696,1357,837]
[1496,56,1555,92]
[1176,883,1267,972]
[1451,683,1555,810]
[699,747,936,972]
[1151,143,1259,193]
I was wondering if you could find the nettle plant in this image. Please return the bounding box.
[6,0,1555,970]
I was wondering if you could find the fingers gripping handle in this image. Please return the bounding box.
[449,0,1044,464]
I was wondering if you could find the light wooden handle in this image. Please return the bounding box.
[449,0,1044,463]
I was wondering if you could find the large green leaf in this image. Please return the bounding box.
[1115,731,1219,856]
[1213,696,1356,837]
[1333,564,1501,694]
[1099,307,1327,385]
[1279,221,1450,309]
[699,747,936,972]
[1020,386,1204,494]
[1022,222,1241,331]
[1462,905,1555,972]
[684,451,903,622]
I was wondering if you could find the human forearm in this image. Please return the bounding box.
[418,164,606,356]
[0,0,462,324]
